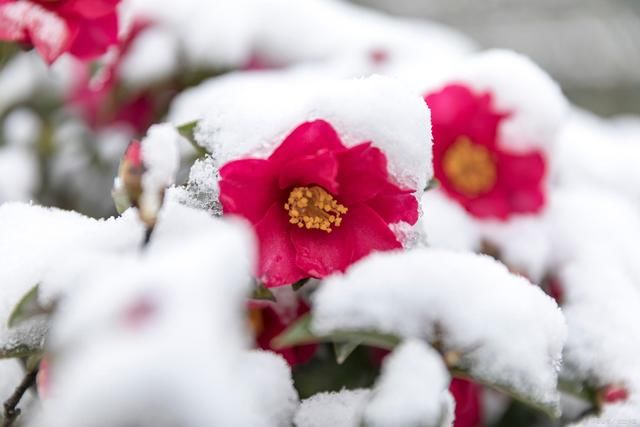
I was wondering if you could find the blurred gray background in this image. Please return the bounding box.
[353,0,640,117]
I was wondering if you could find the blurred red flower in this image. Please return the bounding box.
[69,19,157,133]
[0,0,120,63]
[450,378,483,427]
[249,299,317,366]
[425,84,546,220]
[219,120,418,287]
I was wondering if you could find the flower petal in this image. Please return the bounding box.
[336,142,390,205]
[269,120,345,166]
[219,159,280,224]
[426,84,506,151]
[66,12,118,60]
[291,204,401,277]
[278,150,339,193]
[255,203,308,287]
[499,150,546,214]
[57,0,120,19]
[367,186,419,225]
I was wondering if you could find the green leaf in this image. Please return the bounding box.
[333,340,362,365]
[251,282,276,302]
[272,314,400,350]
[177,121,208,158]
[292,278,310,291]
[8,284,44,328]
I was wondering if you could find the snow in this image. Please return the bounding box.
[554,109,640,205]
[312,248,566,412]
[0,53,48,114]
[363,339,454,427]
[138,123,181,222]
[0,146,38,203]
[294,389,371,427]
[125,0,472,71]
[422,191,480,253]
[3,108,42,147]
[118,26,179,88]
[11,201,299,427]
[559,255,640,394]
[192,74,432,194]
[568,401,640,427]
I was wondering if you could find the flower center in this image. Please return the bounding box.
[442,136,497,196]
[284,186,348,233]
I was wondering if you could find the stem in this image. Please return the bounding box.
[142,225,154,248]
[2,368,38,427]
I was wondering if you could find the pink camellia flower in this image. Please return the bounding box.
[219,119,418,287]
[0,0,120,63]
[425,84,546,220]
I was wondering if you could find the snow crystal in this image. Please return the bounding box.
[168,155,222,216]
[192,74,432,193]
[363,339,454,427]
[312,249,566,411]
[294,389,371,427]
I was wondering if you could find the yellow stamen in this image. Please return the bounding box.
[284,186,348,233]
[442,136,497,196]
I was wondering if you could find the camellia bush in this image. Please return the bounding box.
[0,1,639,427]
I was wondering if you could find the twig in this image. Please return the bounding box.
[2,368,38,427]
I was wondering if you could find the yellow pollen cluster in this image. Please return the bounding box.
[284,186,348,233]
[442,136,497,196]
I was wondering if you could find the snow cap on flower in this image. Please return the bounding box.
[193,75,431,287]
[435,49,569,154]
[113,123,180,227]
[312,248,567,413]
[0,0,121,64]
[424,50,568,220]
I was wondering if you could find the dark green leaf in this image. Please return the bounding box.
[272,314,400,350]
[292,278,310,291]
[251,282,276,302]
[333,340,362,365]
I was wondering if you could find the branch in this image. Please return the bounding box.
[2,368,38,427]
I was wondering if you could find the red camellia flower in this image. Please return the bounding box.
[450,378,483,427]
[0,0,120,63]
[69,19,156,132]
[425,84,546,220]
[249,299,317,366]
[219,119,418,287]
